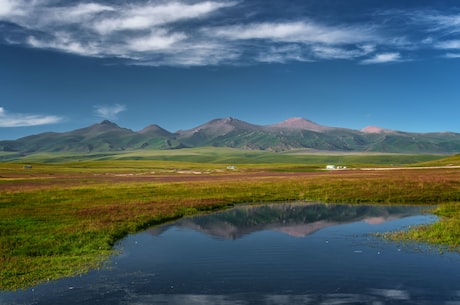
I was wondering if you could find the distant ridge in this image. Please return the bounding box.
[360,126,395,134]
[1,117,460,154]
[268,117,329,132]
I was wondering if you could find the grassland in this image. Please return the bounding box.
[0,149,459,290]
[0,147,444,165]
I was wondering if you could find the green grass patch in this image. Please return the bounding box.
[1,147,446,166]
[413,153,460,167]
[383,202,460,250]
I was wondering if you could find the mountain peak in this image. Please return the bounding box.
[361,126,395,134]
[207,117,239,125]
[176,117,261,140]
[270,117,328,132]
[99,120,119,127]
[138,124,172,136]
[222,117,235,123]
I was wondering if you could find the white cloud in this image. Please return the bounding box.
[4,1,460,66]
[312,46,369,60]
[209,21,373,45]
[0,0,33,18]
[421,36,434,45]
[126,30,187,52]
[170,43,241,66]
[435,40,460,49]
[256,42,377,63]
[360,44,377,54]
[132,42,241,66]
[91,1,236,34]
[0,107,63,127]
[361,52,401,64]
[45,3,115,25]
[256,44,310,63]
[422,13,460,34]
[0,0,15,17]
[0,0,240,65]
[27,33,101,56]
[94,104,126,120]
[63,3,114,18]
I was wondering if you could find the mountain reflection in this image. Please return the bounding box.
[149,203,424,239]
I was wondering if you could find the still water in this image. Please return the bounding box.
[2,203,459,305]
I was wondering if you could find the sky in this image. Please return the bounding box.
[1,0,460,140]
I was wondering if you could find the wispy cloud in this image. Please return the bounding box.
[0,0,30,18]
[256,44,311,63]
[398,10,460,57]
[361,52,401,64]
[0,107,63,127]
[208,21,374,44]
[39,3,115,27]
[435,40,460,49]
[94,104,126,120]
[91,1,235,34]
[417,12,460,34]
[126,30,187,52]
[2,1,460,65]
[27,33,101,56]
[312,45,375,60]
[0,0,238,64]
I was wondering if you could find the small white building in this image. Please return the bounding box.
[326,165,347,170]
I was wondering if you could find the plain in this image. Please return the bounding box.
[1,148,459,290]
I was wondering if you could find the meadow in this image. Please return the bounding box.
[0,149,459,290]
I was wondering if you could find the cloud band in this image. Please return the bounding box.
[1,1,460,65]
[0,107,63,127]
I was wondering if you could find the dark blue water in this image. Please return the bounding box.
[1,203,459,305]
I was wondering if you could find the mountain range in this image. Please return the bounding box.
[2,117,460,154]
[149,203,423,240]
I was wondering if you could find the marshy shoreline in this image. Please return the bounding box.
[1,160,459,290]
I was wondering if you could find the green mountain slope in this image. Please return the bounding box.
[1,117,460,154]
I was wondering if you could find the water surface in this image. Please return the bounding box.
[2,203,459,305]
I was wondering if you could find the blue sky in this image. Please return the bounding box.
[1,0,460,140]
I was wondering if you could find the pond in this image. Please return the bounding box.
[1,202,459,305]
